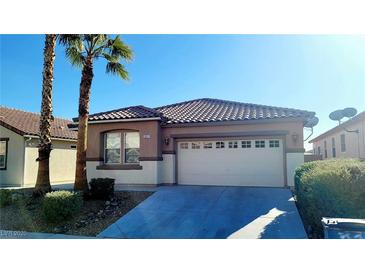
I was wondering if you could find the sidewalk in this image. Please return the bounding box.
[1,183,158,192]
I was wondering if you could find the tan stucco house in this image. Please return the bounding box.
[0,106,77,187]
[309,111,365,160]
[75,98,315,188]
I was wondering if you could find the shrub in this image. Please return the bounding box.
[89,178,115,200]
[295,159,365,237]
[42,191,83,223]
[0,189,12,208]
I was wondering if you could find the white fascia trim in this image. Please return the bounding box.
[72,117,161,125]
[23,135,77,142]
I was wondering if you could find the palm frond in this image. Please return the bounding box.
[65,46,85,67]
[93,46,105,58]
[106,62,129,80]
[58,34,83,50]
[95,34,108,46]
[86,34,108,56]
[84,35,97,53]
[102,53,119,63]
[60,34,132,81]
[108,35,133,61]
[84,34,97,43]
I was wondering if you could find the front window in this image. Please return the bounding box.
[324,140,328,158]
[0,140,8,169]
[124,132,140,163]
[104,132,140,164]
[105,133,121,164]
[340,134,346,152]
[332,137,336,158]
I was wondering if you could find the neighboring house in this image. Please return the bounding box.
[304,153,322,162]
[309,111,365,160]
[75,98,315,188]
[303,149,322,162]
[0,106,77,187]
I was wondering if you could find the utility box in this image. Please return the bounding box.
[322,218,365,239]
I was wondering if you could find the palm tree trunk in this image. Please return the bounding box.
[74,56,94,193]
[34,34,57,196]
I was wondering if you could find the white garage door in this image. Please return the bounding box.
[177,139,284,187]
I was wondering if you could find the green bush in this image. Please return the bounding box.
[42,191,83,223]
[89,178,115,200]
[0,189,12,208]
[295,159,365,237]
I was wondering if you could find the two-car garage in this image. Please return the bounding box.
[177,138,285,187]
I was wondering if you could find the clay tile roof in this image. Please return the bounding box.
[155,98,315,124]
[0,106,77,140]
[84,105,163,122]
[84,98,315,125]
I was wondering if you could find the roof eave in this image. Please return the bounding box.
[161,116,310,128]
[71,116,162,125]
[23,134,77,142]
[0,120,26,136]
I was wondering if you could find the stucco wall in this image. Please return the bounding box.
[87,119,305,160]
[158,154,176,184]
[87,161,159,185]
[312,119,365,160]
[23,138,77,186]
[286,152,304,186]
[0,126,25,186]
[86,120,161,159]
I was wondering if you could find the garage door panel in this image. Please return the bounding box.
[177,139,284,187]
[179,174,282,187]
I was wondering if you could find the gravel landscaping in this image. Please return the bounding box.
[0,188,152,237]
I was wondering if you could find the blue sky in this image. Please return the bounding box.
[1,35,364,149]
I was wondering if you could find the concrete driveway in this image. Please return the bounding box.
[98,186,307,239]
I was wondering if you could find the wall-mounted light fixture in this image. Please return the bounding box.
[164,137,170,146]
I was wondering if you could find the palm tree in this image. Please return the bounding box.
[34,34,57,196]
[59,35,133,193]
